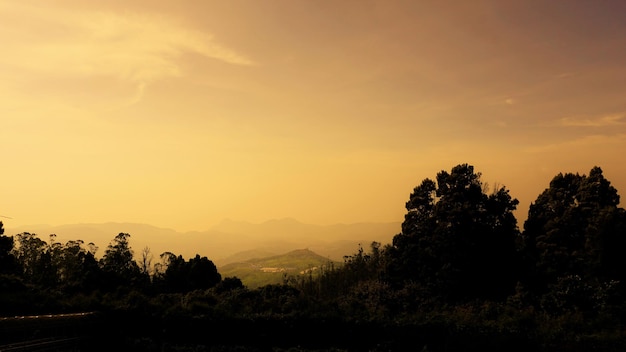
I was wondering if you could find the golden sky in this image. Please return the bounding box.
[2,0,626,231]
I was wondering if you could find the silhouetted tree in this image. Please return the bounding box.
[12,232,56,286]
[523,166,626,295]
[215,276,245,293]
[51,239,101,293]
[0,221,18,275]
[156,252,185,292]
[187,254,221,290]
[100,233,146,289]
[155,252,221,293]
[139,246,153,277]
[388,164,520,301]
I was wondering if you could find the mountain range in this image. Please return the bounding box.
[4,218,400,266]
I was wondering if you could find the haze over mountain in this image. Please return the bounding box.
[5,219,400,265]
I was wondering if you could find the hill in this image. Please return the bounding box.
[218,248,340,289]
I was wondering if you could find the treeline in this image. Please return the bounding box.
[1,163,626,351]
[287,164,626,349]
[0,230,232,315]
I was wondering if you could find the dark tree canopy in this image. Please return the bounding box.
[389,164,520,301]
[155,252,222,293]
[100,233,145,288]
[216,276,245,292]
[0,221,17,275]
[523,166,626,291]
[51,239,101,292]
[13,232,55,286]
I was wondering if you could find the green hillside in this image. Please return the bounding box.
[218,248,340,289]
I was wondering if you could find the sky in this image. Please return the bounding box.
[1,0,626,232]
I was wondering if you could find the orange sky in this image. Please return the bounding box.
[2,0,626,232]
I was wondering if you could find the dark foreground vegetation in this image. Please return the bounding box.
[2,164,626,351]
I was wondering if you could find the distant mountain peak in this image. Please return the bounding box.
[262,217,303,225]
[286,248,317,256]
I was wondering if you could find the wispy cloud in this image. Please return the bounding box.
[0,3,254,107]
[559,113,625,127]
[525,133,626,153]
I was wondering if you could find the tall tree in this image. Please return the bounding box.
[0,221,18,275]
[99,233,144,288]
[139,246,153,277]
[52,239,101,292]
[523,167,626,292]
[187,254,221,290]
[12,232,56,286]
[389,164,520,301]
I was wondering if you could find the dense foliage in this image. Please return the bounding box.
[522,167,626,294]
[1,163,626,351]
[387,164,519,301]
